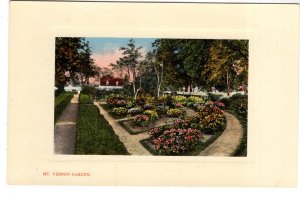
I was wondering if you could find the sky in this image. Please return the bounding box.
[86,37,157,74]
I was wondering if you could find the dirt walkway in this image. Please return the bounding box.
[198,112,243,156]
[54,93,79,154]
[95,102,151,155]
[182,106,197,117]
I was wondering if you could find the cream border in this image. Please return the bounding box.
[8,2,298,186]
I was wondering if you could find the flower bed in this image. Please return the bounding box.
[133,114,150,127]
[196,104,226,133]
[148,119,204,155]
[166,108,185,118]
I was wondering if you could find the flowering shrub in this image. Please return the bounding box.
[156,105,169,117]
[166,108,185,118]
[215,101,225,108]
[149,119,204,154]
[197,105,226,133]
[157,95,167,105]
[112,107,128,116]
[143,103,153,110]
[231,98,247,121]
[173,95,187,103]
[185,96,205,107]
[126,101,135,109]
[127,107,143,116]
[143,110,158,121]
[145,95,156,105]
[135,95,146,106]
[107,94,127,107]
[133,114,150,127]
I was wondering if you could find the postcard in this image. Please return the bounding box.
[8,2,298,186]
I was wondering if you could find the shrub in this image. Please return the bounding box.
[135,95,146,106]
[112,107,128,116]
[157,95,167,105]
[166,108,185,118]
[185,96,204,107]
[126,101,135,109]
[133,114,150,127]
[207,93,222,101]
[219,97,231,108]
[79,94,93,104]
[143,110,158,121]
[143,103,153,110]
[107,94,127,107]
[54,92,74,121]
[127,107,143,116]
[173,95,187,103]
[196,105,226,133]
[156,105,169,117]
[149,119,204,154]
[230,93,247,101]
[81,85,95,98]
[230,98,248,121]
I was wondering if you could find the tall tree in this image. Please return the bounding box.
[55,37,98,90]
[110,39,142,95]
[203,40,248,94]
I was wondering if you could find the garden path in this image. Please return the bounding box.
[54,93,79,154]
[182,106,197,117]
[95,102,151,155]
[198,112,243,156]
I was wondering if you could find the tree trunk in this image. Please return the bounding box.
[139,76,142,89]
[132,67,136,95]
[227,70,230,96]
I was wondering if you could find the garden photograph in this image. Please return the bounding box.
[54,37,248,156]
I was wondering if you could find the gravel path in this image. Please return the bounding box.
[54,93,79,154]
[182,106,197,117]
[198,112,243,156]
[95,102,151,155]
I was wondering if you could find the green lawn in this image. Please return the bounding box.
[75,104,129,155]
[79,94,93,104]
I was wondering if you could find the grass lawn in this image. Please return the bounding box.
[75,103,129,155]
[79,94,93,104]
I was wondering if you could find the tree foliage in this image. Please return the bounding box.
[55,37,98,91]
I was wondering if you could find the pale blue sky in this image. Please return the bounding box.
[86,37,157,54]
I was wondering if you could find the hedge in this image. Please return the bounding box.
[54,92,74,122]
[79,94,93,104]
[75,104,129,155]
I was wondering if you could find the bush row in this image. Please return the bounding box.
[54,92,74,121]
[75,104,129,155]
[79,94,93,104]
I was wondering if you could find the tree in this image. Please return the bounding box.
[203,40,248,95]
[55,37,84,92]
[110,39,143,95]
[55,37,98,91]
